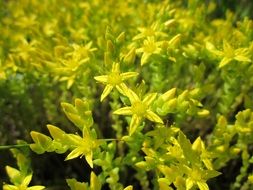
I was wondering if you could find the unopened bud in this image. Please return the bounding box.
[123,47,136,65]
[198,109,210,117]
[116,32,125,43]
[104,51,112,66]
[164,19,176,27]
[168,34,181,47]
[107,40,114,53]
[161,88,176,101]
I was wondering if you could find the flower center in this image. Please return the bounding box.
[132,101,147,116]
[144,28,155,37]
[108,72,122,86]
[224,48,234,58]
[143,41,157,53]
[190,168,202,181]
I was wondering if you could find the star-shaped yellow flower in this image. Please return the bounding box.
[94,62,138,101]
[136,37,162,65]
[206,40,251,68]
[133,22,167,41]
[114,88,163,135]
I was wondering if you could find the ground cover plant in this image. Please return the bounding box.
[0,0,253,189]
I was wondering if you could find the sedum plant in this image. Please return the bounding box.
[1,0,253,189]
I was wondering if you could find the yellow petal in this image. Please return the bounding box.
[123,186,133,190]
[113,107,132,115]
[186,178,194,190]
[205,42,223,57]
[141,53,151,66]
[100,85,113,101]
[116,83,129,96]
[127,89,140,104]
[85,152,93,168]
[145,110,163,124]
[143,93,157,106]
[234,55,251,62]
[219,57,232,68]
[223,40,233,53]
[112,62,120,72]
[27,185,45,190]
[120,72,139,81]
[94,75,108,83]
[3,184,18,190]
[129,114,141,135]
[197,181,209,190]
[22,174,33,187]
[65,148,82,161]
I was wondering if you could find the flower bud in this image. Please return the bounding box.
[123,47,136,65]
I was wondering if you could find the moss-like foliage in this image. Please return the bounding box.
[1,0,253,189]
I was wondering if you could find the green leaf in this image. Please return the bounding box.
[66,112,85,130]
[203,170,221,179]
[178,131,199,164]
[66,179,88,190]
[47,124,66,141]
[61,102,77,114]
[30,132,52,150]
[29,144,45,154]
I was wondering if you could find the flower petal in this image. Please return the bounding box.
[129,114,141,135]
[100,85,113,101]
[143,93,157,106]
[85,152,93,168]
[120,72,139,81]
[112,62,120,72]
[22,174,32,187]
[145,110,163,124]
[3,184,18,190]
[205,42,223,57]
[141,53,151,66]
[116,83,129,96]
[127,89,140,104]
[234,55,251,62]
[219,57,232,68]
[94,75,108,83]
[223,40,233,53]
[113,107,132,115]
[65,148,82,161]
[27,186,45,190]
[186,178,194,190]
[197,181,209,190]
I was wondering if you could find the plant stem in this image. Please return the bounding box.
[0,144,30,150]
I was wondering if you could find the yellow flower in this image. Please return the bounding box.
[133,22,167,40]
[68,42,97,61]
[65,127,101,168]
[3,169,45,190]
[206,40,251,68]
[94,62,138,101]
[136,37,162,65]
[114,88,163,135]
[185,166,221,190]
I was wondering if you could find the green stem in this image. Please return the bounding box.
[0,144,30,150]
[102,138,124,141]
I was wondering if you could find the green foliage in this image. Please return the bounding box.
[3,143,45,190]
[1,0,253,189]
